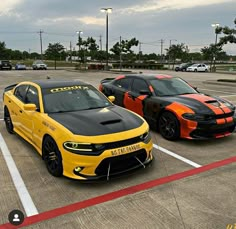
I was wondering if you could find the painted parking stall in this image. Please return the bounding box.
[0,155,235,228]
[0,70,236,228]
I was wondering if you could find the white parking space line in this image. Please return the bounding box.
[0,133,38,216]
[0,119,3,121]
[198,88,236,95]
[153,144,202,168]
[220,95,236,98]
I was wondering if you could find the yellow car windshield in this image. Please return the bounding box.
[42,85,112,113]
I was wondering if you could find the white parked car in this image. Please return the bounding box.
[187,64,209,72]
[32,60,47,70]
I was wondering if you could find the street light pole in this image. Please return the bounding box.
[101,7,112,70]
[76,31,83,63]
[211,23,220,72]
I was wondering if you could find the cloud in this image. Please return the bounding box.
[119,0,234,14]
[78,17,105,26]
[0,0,23,15]
[35,16,105,27]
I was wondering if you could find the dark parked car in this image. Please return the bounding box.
[0,60,12,70]
[175,63,193,72]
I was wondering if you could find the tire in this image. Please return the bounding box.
[4,107,14,134]
[42,136,63,177]
[158,111,180,140]
[194,69,197,72]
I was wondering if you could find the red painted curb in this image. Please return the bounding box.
[1,156,236,229]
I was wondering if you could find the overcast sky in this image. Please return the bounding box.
[0,0,236,55]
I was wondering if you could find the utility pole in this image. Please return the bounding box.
[99,35,102,51]
[119,36,122,71]
[168,39,177,69]
[139,42,142,62]
[99,35,103,65]
[168,40,171,69]
[38,30,44,60]
[70,41,72,63]
[160,39,164,63]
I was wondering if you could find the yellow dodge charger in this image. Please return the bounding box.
[3,80,153,180]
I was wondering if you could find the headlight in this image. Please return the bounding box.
[63,142,105,155]
[140,131,151,143]
[182,113,208,121]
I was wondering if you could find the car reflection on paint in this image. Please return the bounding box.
[99,74,236,140]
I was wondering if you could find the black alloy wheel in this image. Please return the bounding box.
[43,136,63,177]
[4,107,14,134]
[158,112,180,140]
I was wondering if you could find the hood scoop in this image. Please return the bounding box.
[100,119,122,125]
[205,100,220,107]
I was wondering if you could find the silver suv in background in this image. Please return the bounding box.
[32,60,47,70]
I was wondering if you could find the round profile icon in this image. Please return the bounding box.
[8,209,24,226]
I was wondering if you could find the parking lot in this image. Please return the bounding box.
[0,69,236,229]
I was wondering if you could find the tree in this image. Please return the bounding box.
[110,38,139,57]
[201,45,226,61]
[30,52,41,60]
[188,52,203,62]
[218,18,236,46]
[165,43,189,68]
[76,37,99,62]
[0,41,8,59]
[45,43,65,69]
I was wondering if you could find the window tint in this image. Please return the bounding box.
[42,85,112,113]
[14,85,28,102]
[150,78,197,96]
[131,79,149,94]
[25,86,40,110]
[114,78,132,90]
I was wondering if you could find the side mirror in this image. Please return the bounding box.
[108,96,115,102]
[139,90,151,96]
[23,104,37,111]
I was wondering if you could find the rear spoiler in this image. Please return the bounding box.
[100,78,115,84]
[4,83,18,92]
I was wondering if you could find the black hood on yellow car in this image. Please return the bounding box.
[48,105,144,136]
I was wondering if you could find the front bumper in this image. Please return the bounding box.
[180,118,236,139]
[61,139,153,180]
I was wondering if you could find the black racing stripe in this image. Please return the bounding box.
[174,95,216,114]
[48,106,144,136]
[151,95,215,115]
